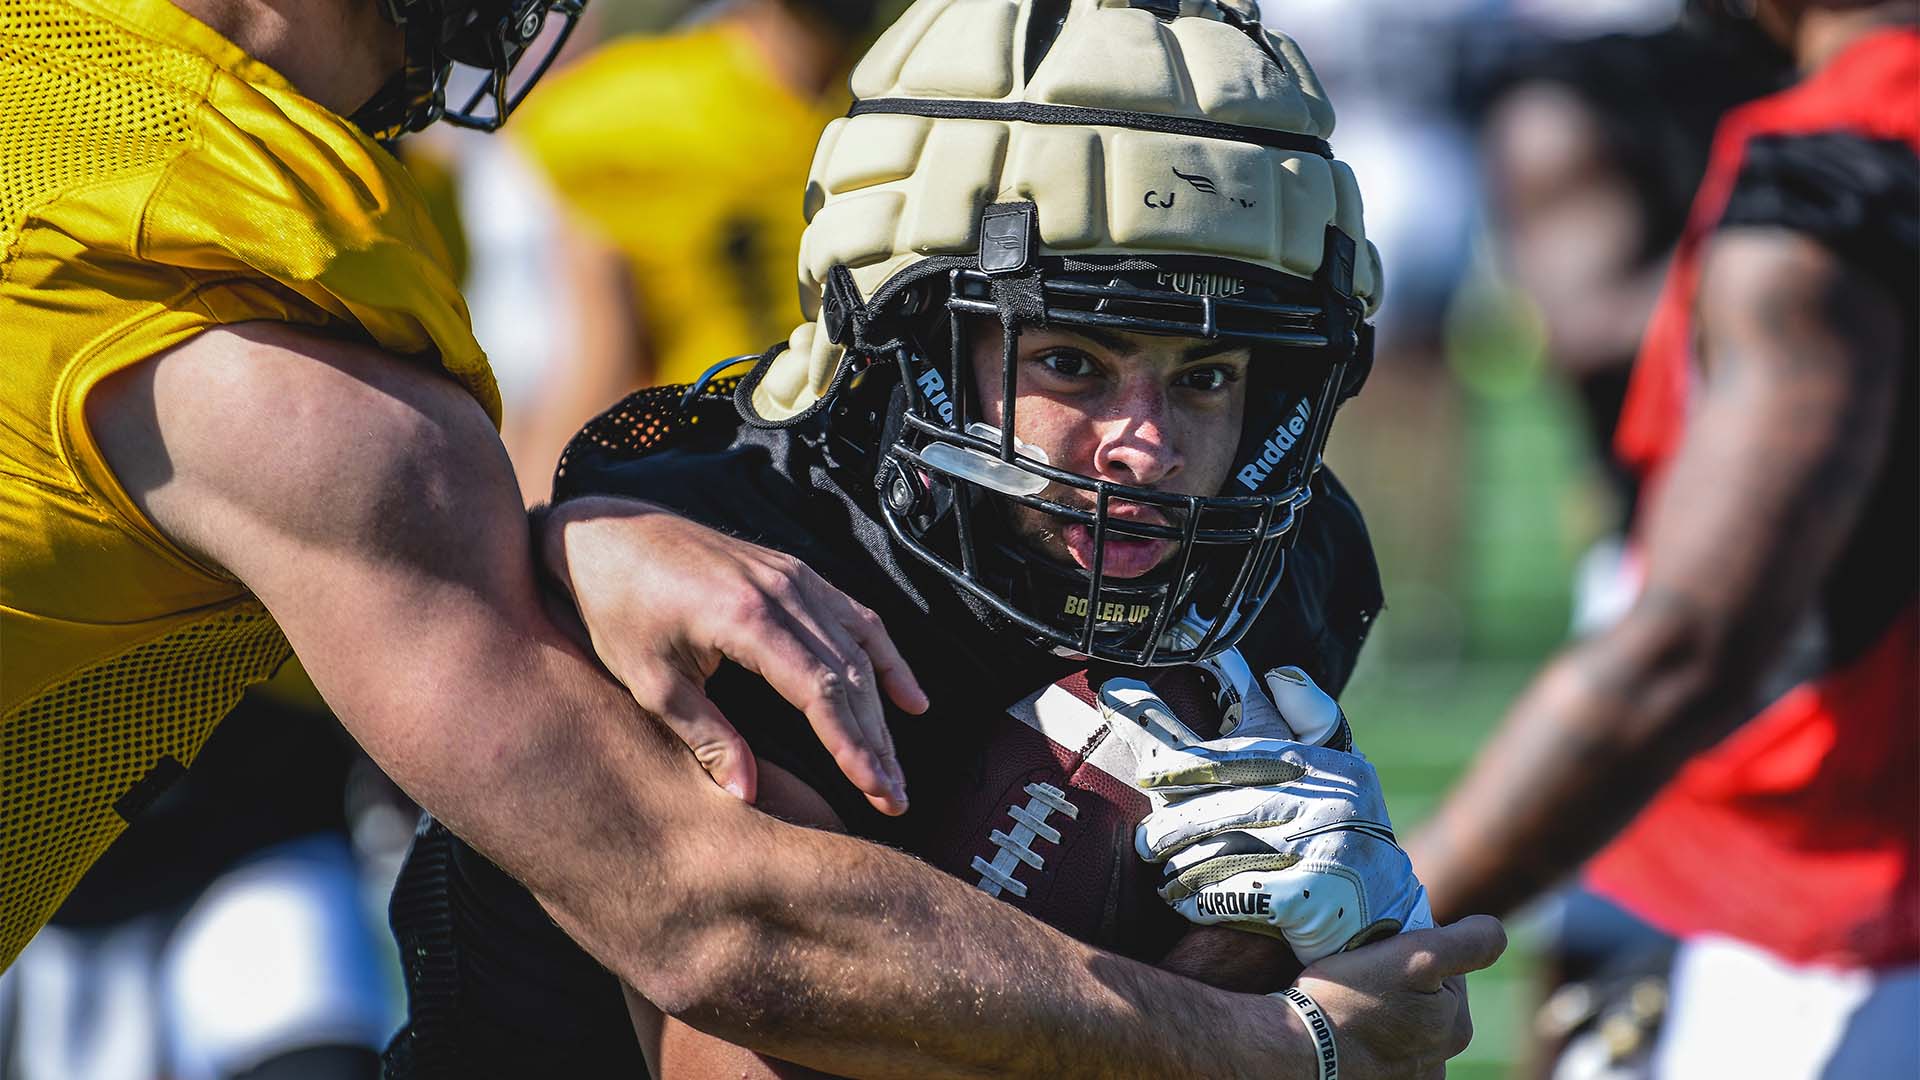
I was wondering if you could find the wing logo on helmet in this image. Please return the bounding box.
[1171,166,1219,194]
[733,0,1382,666]
[1170,165,1259,208]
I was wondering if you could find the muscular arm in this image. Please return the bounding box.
[1411,228,1906,922]
[645,760,858,1080]
[87,322,1331,1078]
[653,766,1458,1080]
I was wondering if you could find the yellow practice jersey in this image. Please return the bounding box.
[509,23,843,386]
[0,0,494,967]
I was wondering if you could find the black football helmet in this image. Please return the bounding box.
[736,0,1383,666]
[744,211,1371,667]
[353,0,586,141]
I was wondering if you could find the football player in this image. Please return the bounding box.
[0,0,1497,1076]
[0,0,898,964]
[1412,1,1917,1075]
[1471,10,1787,1072]
[391,0,1490,1075]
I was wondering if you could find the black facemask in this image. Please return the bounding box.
[352,0,585,142]
[744,203,1373,666]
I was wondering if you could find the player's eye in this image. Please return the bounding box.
[1177,365,1240,393]
[1034,350,1099,378]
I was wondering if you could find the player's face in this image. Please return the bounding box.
[969,324,1251,579]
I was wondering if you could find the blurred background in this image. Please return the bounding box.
[0,1,1797,1076]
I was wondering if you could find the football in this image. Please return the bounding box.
[908,670,1225,963]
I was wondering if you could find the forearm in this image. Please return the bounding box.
[1413,231,1903,923]
[642,820,1308,1078]
[1409,628,1730,922]
[331,609,1306,1078]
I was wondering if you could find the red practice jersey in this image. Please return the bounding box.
[1591,29,1920,970]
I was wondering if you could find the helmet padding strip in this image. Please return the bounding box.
[848,97,1333,158]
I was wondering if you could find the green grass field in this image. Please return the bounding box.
[1343,661,1546,1080]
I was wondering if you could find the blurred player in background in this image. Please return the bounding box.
[511,0,879,387]
[1412,1,1918,1076]
[1470,6,1788,1073]
[0,1,1502,1074]
[1478,0,1787,634]
[456,0,883,501]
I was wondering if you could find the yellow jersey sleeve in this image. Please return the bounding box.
[0,0,494,967]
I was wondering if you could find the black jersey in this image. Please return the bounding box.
[385,379,1383,1076]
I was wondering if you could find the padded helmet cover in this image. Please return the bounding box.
[752,0,1382,422]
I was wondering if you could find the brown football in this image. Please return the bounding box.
[905,669,1226,964]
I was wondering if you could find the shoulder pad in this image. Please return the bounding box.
[551,377,745,502]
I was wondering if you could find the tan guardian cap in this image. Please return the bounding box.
[752,0,1382,422]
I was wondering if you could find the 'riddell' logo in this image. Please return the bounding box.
[916,367,956,423]
[1236,399,1311,491]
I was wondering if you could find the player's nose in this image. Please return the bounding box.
[1092,380,1183,487]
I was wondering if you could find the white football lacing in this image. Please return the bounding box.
[972,782,1079,898]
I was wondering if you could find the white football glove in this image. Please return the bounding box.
[1195,649,1350,748]
[1105,665,1432,965]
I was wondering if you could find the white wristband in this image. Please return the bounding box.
[1273,986,1338,1080]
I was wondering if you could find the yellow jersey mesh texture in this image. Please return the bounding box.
[0,0,203,266]
[2,607,289,968]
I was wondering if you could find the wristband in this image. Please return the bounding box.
[1273,986,1338,1080]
